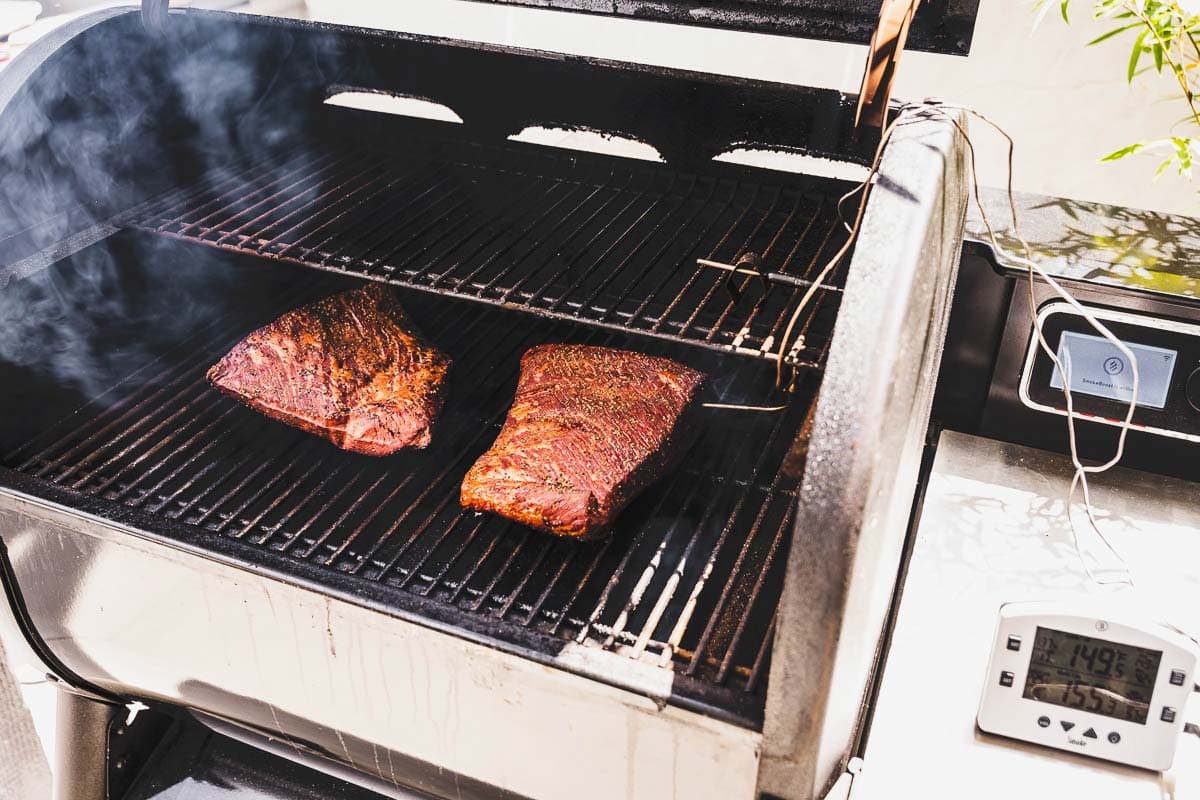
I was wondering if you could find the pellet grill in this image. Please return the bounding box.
[0,2,978,798]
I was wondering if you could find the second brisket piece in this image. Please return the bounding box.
[461,344,705,539]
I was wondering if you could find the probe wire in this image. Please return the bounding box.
[720,98,1141,590]
[915,100,1137,587]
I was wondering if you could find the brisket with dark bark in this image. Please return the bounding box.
[460,344,705,539]
[207,284,450,456]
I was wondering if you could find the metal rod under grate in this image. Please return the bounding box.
[123,136,850,372]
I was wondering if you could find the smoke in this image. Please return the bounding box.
[0,234,246,404]
[0,10,326,408]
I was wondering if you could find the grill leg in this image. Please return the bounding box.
[53,691,115,800]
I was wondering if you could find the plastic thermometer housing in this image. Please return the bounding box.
[977,602,1197,771]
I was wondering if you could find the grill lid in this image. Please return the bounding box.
[458,0,981,55]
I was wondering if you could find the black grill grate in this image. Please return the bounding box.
[1,243,821,722]
[124,137,849,372]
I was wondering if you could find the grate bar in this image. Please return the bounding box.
[702,193,802,342]
[638,418,794,662]
[570,175,695,316]
[498,538,555,619]
[272,160,436,261]
[746,611,778,694]
[546,175,681,313]
[142,144,314,231]
[213,439,329,534]
[198,151,366,242]
[408,515,487,593]
[684,412,801,678]
[717,501,794,684]
[315,170,458,267]
[667,409,796,664]
[597,178,717,324]
[647,184,766,337]
[675,188,784,340]
[174,150,344,237]
[412,176,592,290]
[493,171,633,303]
[309,311,507,566]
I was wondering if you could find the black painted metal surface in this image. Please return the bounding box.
[463,0,982,55]
[124,717,401,800]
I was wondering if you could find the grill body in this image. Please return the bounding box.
[0,9,968,799]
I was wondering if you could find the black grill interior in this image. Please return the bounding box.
[0,21,860,724]
[1,223,825,726]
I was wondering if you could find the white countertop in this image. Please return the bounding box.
[853,430,1200,800]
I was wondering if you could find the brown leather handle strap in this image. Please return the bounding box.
[856,0,922,131]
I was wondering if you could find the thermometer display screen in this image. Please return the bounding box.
[1049,331,1177,409]
[1022,627,1162,724]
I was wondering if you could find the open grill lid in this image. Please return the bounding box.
[458,0,981,55]
[138,0,980,55]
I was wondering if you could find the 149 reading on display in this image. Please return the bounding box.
[1022,627,1161,724]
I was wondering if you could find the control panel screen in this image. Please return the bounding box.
[1049,331,1177,410]
[1022,627,1162,724]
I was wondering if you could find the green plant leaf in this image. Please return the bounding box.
[1087,22,1142,45]
[1101,142,1148,161]
[1034,1,1200,183]
[1129,28,1149,82]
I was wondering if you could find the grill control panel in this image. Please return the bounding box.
[1020,302,1200,442]
[978,602,1198,771]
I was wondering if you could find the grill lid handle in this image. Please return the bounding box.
[856,0,922,131]
[141,0,169,34]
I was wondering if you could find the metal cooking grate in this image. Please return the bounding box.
[124,137,849,372]
[2,252,818,721]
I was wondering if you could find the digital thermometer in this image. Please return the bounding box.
[977,602,1198,771]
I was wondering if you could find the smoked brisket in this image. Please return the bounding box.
[207,284,450,456]
[460,344,705,538]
